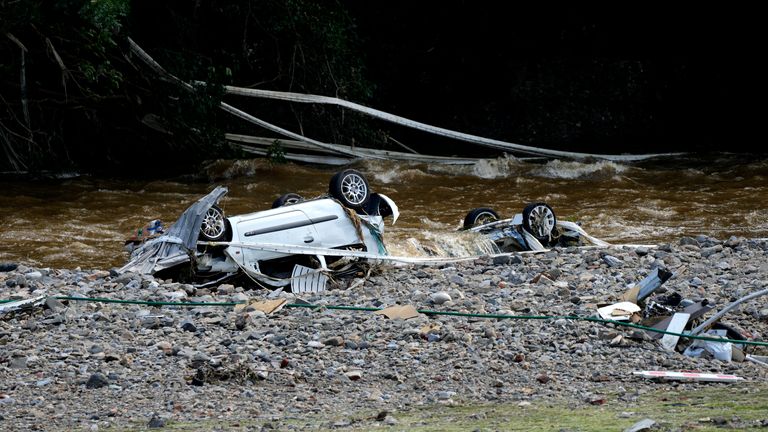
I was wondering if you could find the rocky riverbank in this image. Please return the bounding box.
[2,235,768,430]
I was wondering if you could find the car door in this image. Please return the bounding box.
[233,208,321,266]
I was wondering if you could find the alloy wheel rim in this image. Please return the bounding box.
[529,205,555,237]
[341,174,367,205]
[475,212,498,226]
[201,207,225,238]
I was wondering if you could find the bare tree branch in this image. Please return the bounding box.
[5,32,31,136]
[45,37,71,100]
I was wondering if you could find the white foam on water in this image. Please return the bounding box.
[420,230,499,257]
[533,160,628,179]
[470,157,518,179]
[427,155,527,179]
[364,156,531,181]
[373,167,430,184]
[636,206,678,219]
[418,216,453,229]
[363,160,432,184]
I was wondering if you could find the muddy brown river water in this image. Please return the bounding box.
[2,154,767,269]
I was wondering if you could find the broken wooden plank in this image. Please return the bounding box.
[234,298,288,315]
[597,301,641,321]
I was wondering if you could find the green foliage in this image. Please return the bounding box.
[152,78,227,156]
[0,0,383,175]
[77,0,128,91]
[0,0,132,172]
[266,140,287,165]
[277,0,373,99]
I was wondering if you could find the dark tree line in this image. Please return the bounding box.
[1,1,764,176]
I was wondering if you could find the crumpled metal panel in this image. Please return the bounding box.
[119,186,228,275]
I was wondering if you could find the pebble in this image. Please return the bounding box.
[85,373,109,389]
[1,237,767,430]
[430,291,452,304]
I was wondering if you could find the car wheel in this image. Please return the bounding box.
[463,207,500,229]
[271,193,304,208]
[199,205,228,241]
[329,169,370,209]
[522,202,556,241]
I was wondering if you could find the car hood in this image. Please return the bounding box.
[120,186,228,274]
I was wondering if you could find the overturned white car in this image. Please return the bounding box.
[461,203,608,252]
[121,170,398,291]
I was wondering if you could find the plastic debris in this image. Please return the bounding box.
[746,355,768,368]
[659,312,690,351]
[0,295,46,316]
[647,300,712,340]
[689,287,768,336]
[620,267,674,303]
[597,301,641,321]
[683,329,733,361]
[633,370,744,382]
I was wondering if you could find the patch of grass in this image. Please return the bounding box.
[371,385,768,432]
[99,384,768,431]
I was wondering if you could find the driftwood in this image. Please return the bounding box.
[217,103,380,160]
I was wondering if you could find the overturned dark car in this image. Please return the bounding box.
[120,170,398,291]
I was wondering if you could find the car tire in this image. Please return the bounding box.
[199,205,228,241]
[463,207,499,229]
[329,169,370,209]
[362,193,394,217]
[522,202,556,241]
[271,193,304,208]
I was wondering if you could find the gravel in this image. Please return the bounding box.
[2,235,768,429]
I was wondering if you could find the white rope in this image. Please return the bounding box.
[201,240,656,266]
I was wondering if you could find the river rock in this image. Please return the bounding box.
[430,291,452,304]
[0,262,18,272]
[85,373,109,389]
[2,238,768,430]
